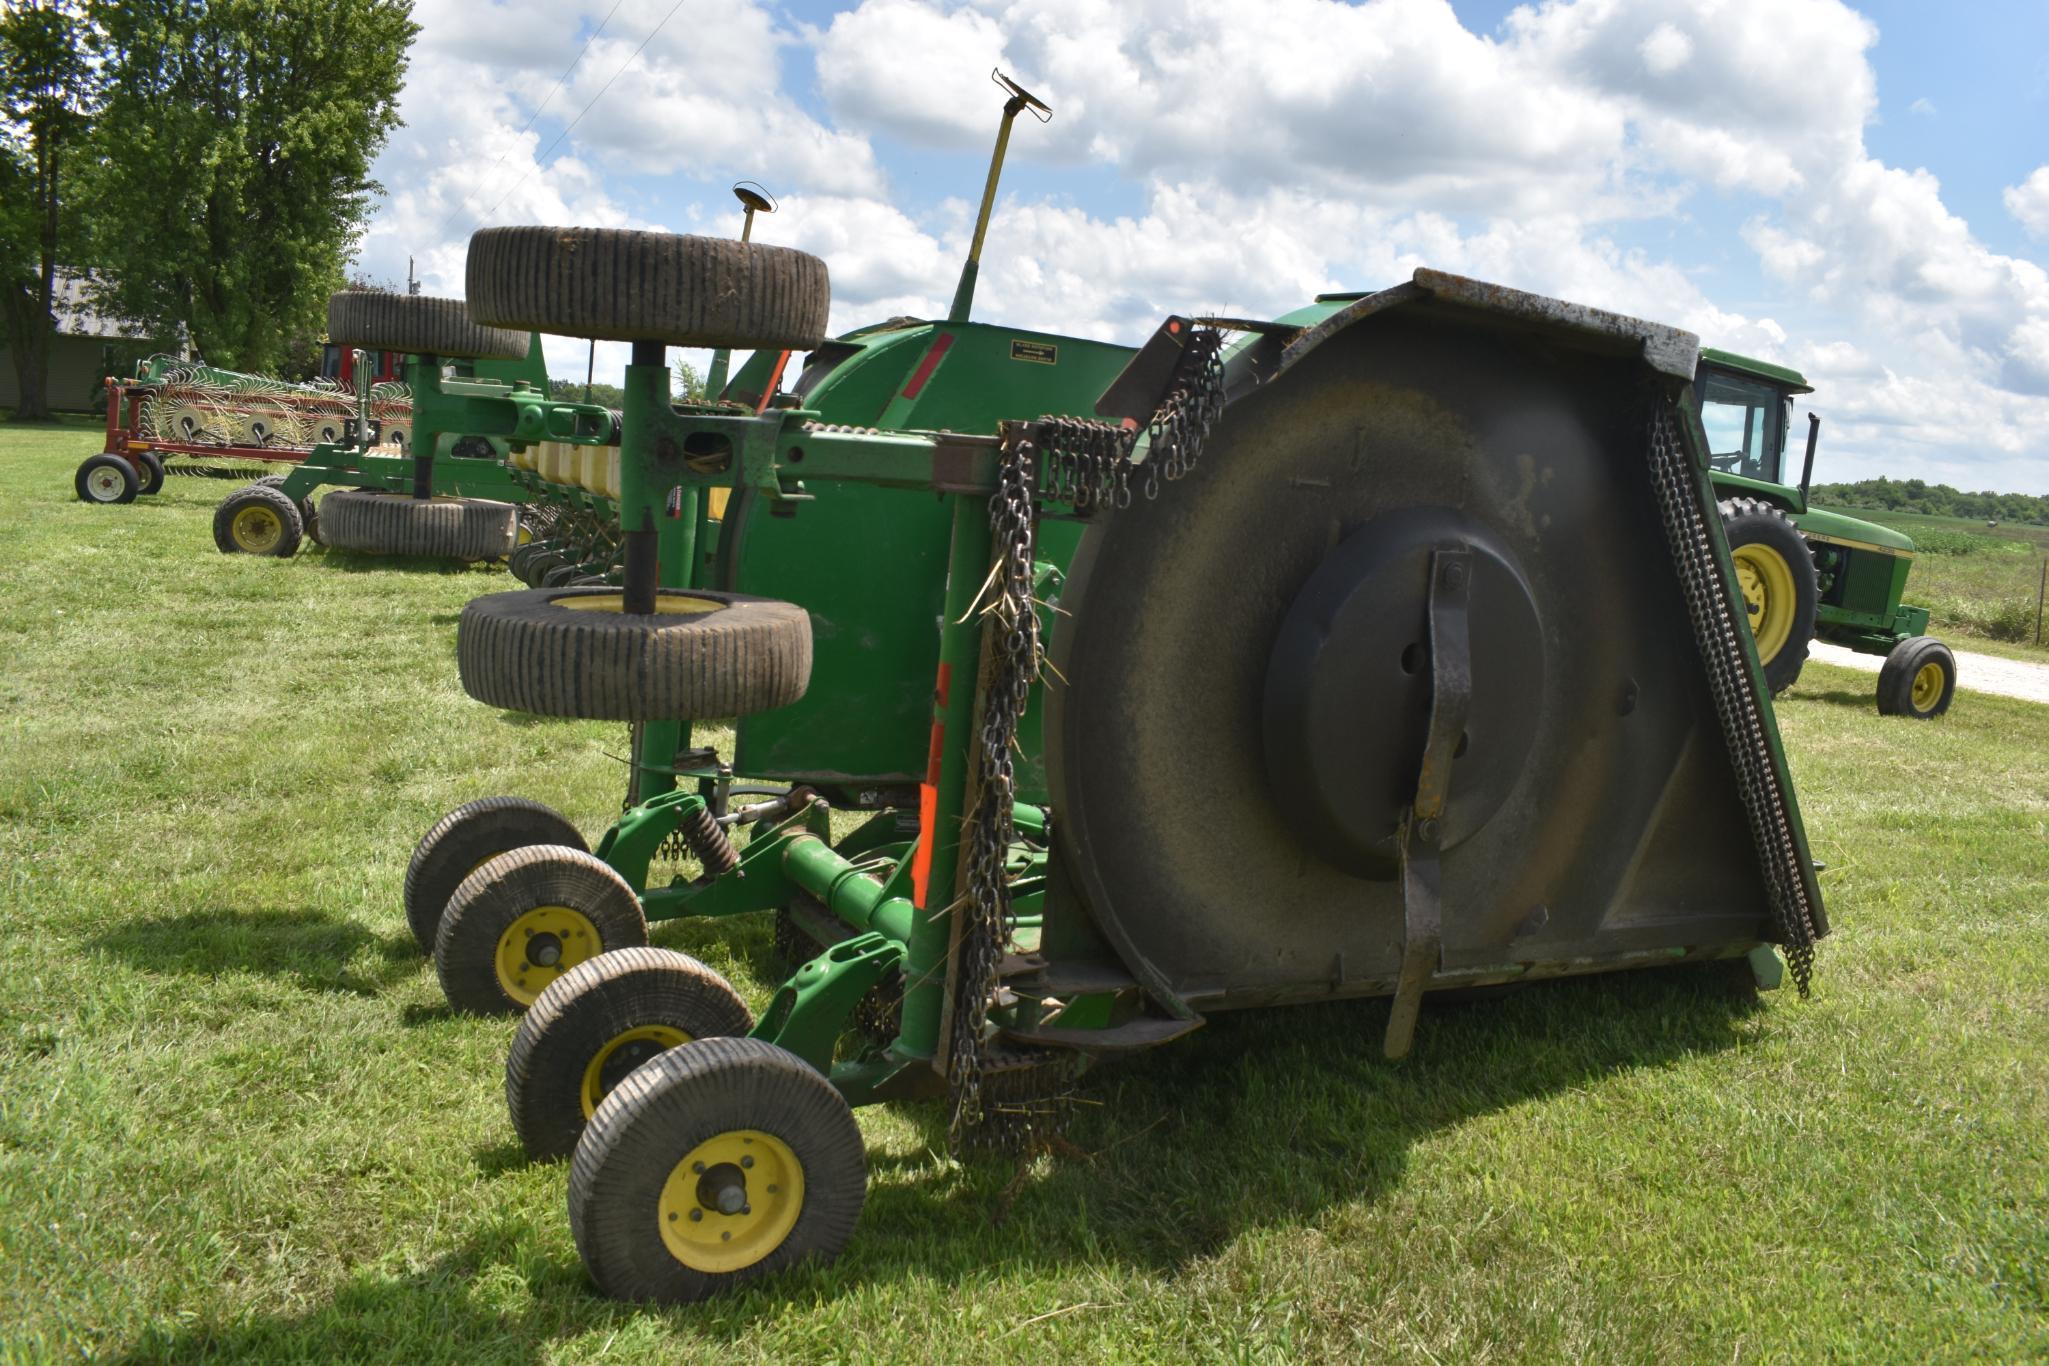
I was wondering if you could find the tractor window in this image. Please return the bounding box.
[1697,371,1783,484]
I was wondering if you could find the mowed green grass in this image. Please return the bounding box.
[2,423,2045,1362]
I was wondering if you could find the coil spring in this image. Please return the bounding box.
[678,804,740,876]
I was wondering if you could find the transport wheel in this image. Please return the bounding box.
[75,454,139,505]
[1877,636,1956,719]
[506,947,754,1161]
[1719,497,1817,694]
[326,290,528,360]
[318,489,519,560]
[457,585,811,722]
[569,1037,866,1303]
[466,227,829,350]
[436,845,648,1015]
[257,476,321,541]
[135,450,166,495]
[213,483,304,556]
[404,796,589,953]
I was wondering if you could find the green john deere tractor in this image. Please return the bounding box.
[1690,349,1954,718]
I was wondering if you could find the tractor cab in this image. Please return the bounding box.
[1696,350,1812,496]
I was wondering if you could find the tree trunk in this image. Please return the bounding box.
[9,132,60,421]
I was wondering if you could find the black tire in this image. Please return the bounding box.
[458,585,812,722]
[135,450,166,496]
[541,562,586,588]
[326,290,527,360]
[569,1036,866,1303]
[435,845,648,1015]
[319,489,519,560]
[518,549,566,587]
[1877,636,1957,719]
[213,483,304,556]
[507,947,755,1162]
[75,454,139,505]
[404,796,589,954]
[1719,497,1817,694]
[466,227,829,350]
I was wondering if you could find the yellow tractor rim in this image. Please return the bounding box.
[1911,660,1945,711]
[551,592,723,616]
[1731,543,1796,663]
[493,905,600,1006]
[580,1025,690,1118]
[231,504,284,553]
[656,1130,804,1273]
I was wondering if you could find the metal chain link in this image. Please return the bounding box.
[1038,328,1226,510]
[1644,398,1820,993]
[946,328,1229,1149]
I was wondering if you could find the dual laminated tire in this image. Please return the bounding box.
[319,490,520,561]
[457,586,812,723]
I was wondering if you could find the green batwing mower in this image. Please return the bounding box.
[401,222,1825,1304]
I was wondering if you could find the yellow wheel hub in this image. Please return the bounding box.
[493,905,600,1006]
[657,1130,804,1273]
[1911,660,1945,711]
[550,592,723,616]
[1731,543,1796,663]
[581,1024,689,1118]
[231,504,284,553]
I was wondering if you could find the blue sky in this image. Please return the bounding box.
[359,0,2049,493]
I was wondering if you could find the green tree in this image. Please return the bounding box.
[0,0,97,421]
[81,0,417,372]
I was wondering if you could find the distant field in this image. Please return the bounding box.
[1811,503,2048,654]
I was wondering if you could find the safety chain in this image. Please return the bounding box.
[946,424,1041,1143]
[1039,327,1227,510]
[1644,397,1820,993]
[946,327,1229,1149]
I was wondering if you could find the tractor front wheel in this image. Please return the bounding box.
[569,1036,866,1303]
[1719,497,1817,694]
[213,483,305,556]
[75,454,139,505]
[435,844,648,1014]
[507,947,754,1162]
[404,796,589,953]
[1877,636,1956,719]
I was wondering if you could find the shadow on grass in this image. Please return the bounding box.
[1797,688,1882,711]
[121,961,1764,1358]
[314,547,501,576]
[91,907,421,997]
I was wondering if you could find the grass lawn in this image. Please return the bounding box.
[3,424,2046,1361]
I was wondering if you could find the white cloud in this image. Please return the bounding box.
[1640,22,1694,75]
[2007,166,2049,239]
[1909,96,1937,116]
[353,0,2049,491]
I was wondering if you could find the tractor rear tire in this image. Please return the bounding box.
[404,796,589,953]
[457,586,811,722]
[1718,497,1817,695]
[569,1036,867,1303]
[213,483,304,556]
[135,450,166,496]
[466,227,829,350]
[507,947,755,1162]
[1877,636,1956,719]
[435,844,648,1015]
[319,489,519,561]
[75,455,139,505]
[326,291,528,360]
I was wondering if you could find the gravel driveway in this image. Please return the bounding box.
[1809,640,2049,706]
